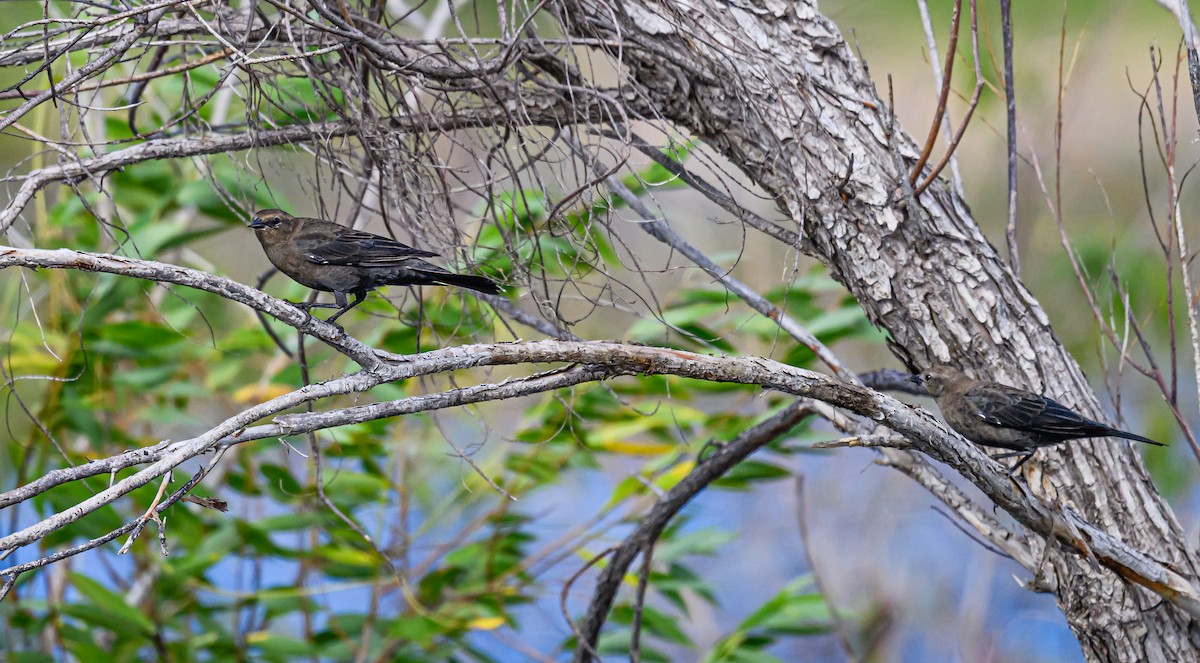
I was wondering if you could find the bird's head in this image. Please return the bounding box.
[910,364,970,397]
[249,209,295,238]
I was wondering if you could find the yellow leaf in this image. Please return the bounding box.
[592,439,676,455]
[654,460,695,490]
[8,351,63,375]
[318,547,379,567]
[7,328,68,374]
[468,616,506,631]
[232,383,293,404]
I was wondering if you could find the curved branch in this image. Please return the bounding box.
[0,371,375,555]
[0,364,615,509]
[3,337,1195,624]
[0,7,170,134]
[555,0,1196,653]
[0,245,379,366]
[0,95,604,234]
[566,134,858,383]
[572,400,817,661]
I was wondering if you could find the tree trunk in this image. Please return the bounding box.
[557,0,1200,658]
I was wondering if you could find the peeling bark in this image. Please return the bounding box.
[556,0,1200,658]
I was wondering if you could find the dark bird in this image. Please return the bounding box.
[912,364,1163,474]
[249,209,502,324]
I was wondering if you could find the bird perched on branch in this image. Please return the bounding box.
[912,364,1163,474]
[249,209,502,324]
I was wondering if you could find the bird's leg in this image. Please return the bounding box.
[1005,451,1036,476]
[325,291,365,325]
[986,450,1036,475]
[288,300,340,311]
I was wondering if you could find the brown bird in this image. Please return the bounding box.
[249,209,502,324]
[912,364,1163,474]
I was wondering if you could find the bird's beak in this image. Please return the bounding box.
[909,373,923,384]
[249,218,266,229]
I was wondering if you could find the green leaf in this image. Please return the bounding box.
[611,604,690,644]
[11,653,57,663]
[173,522,240,576]
[712,460,791,489]
[91,321,186,358]
[315,545,383,578]
[386,614,445,646]
[705,576,833,662]
[111,364,178,389]
[655,527,738,562]
[260,464,304,499]
[321,471,390,505]
[59,623,113,662]
[248,633,314,657]
[65,573,155,636]
[254,512,325,531]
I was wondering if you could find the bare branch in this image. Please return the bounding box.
[0,5,171,134]
[566,133,858,383]
[0,94,613,234]
[573,401,817,661]
[0,245,378,366]
[3,334,1193,625]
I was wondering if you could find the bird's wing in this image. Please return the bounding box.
[297,225,439,266]
[963,384,1091,434]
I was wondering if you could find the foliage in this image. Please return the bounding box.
[0,83,878,663]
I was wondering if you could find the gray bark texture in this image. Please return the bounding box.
[556,0,1200,659]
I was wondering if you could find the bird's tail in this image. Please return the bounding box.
[1112,429,1165,447]
[425,270,503,295]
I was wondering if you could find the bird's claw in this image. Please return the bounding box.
[284,301,344,334]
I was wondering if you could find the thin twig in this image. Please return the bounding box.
[1000,0,1020,276]
[795,476,858,662]
[913,0,983,198]
[909,0,962,187]
[572,401,817,661]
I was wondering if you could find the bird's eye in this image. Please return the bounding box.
[923,373,932,381]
